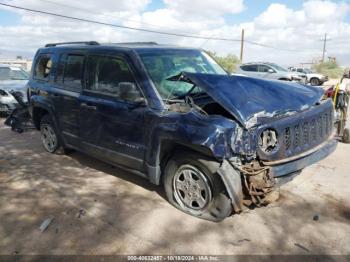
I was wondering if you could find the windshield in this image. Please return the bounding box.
[268,63,288,72]
[0,67,29,80]
[137,49,227,99]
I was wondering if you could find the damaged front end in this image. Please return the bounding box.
[170,72,337,212]
[217,159,277,213]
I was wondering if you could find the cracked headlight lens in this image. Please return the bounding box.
[259,128,278,154]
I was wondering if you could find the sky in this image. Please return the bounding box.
[0,0,350,67]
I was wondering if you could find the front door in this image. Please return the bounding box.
[79,54,147,171]
[258,64,275,79]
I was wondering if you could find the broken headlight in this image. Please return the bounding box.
[258,128,279,154]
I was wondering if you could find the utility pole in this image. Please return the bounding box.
[322,33,327,63]
[240,29,245,62]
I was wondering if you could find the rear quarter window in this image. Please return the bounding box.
[34,54,52,80]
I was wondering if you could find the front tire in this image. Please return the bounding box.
[163,151,232,222]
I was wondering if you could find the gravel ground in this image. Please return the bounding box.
[0,119,349,256]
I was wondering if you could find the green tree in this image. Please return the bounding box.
[313,60,343,79]
[206,51,240,74]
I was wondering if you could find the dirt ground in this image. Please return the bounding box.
[0,118,349,256]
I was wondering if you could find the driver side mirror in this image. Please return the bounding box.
[118,82,146,105]
[268,69,275,73]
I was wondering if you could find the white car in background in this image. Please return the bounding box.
[236,62,307,83]
[289,67,328,86]
[0,64,29,115]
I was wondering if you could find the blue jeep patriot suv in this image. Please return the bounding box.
[27,41,337,221]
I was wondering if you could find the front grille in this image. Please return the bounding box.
[257,100,334,161]
[294,124,300,149]
[282,106,333,157]
[284,127,291,150]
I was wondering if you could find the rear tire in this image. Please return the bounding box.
[40,114,63,154]
[163,151,232,222]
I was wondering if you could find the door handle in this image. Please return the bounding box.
[81,103,97,110]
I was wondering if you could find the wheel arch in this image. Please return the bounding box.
[147,140,218,185]
[32,106,49,130]
[30,96,58,130]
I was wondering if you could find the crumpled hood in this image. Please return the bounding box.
[178,72,324,128]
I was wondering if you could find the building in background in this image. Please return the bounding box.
[0,56,32,71]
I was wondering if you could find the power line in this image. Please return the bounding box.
[0,2,241,42]
[0,2,313,53]
[244,40,302,52]
[36,0,311,53]
[36,0,183,32]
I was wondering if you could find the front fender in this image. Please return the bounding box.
[145,110,239,166]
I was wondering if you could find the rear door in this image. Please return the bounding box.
[51,52,85,146]
[79,53,147,171]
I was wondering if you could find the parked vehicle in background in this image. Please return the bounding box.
[27,42,336,221]
[289,67,328,86]
[236,62,306,83]
[0,64,29,115]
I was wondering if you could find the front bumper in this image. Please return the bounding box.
[269,138,337,178]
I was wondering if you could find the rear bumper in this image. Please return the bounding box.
[269,138,337,178]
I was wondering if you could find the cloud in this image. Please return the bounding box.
[303,0,350,22]
[0,0,350,66]
[163,0,244,17]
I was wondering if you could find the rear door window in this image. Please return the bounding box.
[56,54,85,91]
[63,54,85,90]
[240,64,258,72]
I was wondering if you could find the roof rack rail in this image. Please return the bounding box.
[45,41,100,47]
[113,42,158,45]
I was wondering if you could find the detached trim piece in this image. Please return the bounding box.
[217,160,243,212]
